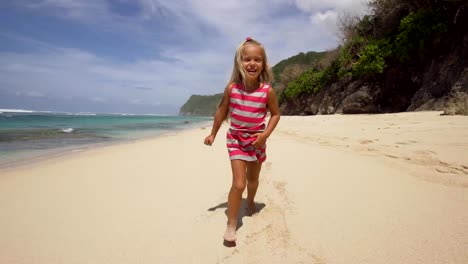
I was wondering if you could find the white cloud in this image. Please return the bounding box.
[311,10,338,24]
[294,0,368,14]
[310,10,340,37]
[140,0,369,63]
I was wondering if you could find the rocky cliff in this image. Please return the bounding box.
[280,1,468,115]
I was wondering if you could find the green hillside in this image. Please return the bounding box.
[179,93,224,116]
[271,51,327,94]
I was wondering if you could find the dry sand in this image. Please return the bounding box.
[0,111,467,263]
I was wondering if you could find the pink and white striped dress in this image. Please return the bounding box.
[226,82,270,162]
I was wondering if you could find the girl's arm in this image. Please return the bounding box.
[263,88,281,138]
[204,84,232,146]
[252,87,281,148]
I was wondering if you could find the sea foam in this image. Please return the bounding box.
[61,128,74,133]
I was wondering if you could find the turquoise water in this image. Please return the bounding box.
[0,112,211,167]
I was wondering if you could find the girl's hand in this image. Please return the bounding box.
[204,135,215,146]
[251,132,267,148]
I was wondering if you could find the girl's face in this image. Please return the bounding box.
[241,44,264,82]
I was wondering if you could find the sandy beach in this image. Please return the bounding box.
[1,111,467,264]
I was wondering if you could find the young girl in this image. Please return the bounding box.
[203,37,280,242]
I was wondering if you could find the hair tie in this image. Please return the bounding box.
[245,37,252,42]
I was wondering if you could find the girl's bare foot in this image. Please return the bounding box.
[223,225,237,242]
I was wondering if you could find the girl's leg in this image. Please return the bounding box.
[224,159,247,241]
[246,161,262,215]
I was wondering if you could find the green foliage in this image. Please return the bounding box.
[272,51,327,90]
[352,39,392,78]
[337,49,352,79]
[393,9,447,61]
[336,36,365,78]
[272,51,327,78]
[282,69,331,98]
[334,5,449,80]
[330,0,454,81]
[356,15,374,36]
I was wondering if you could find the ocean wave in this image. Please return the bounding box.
[0,108,35,113]
[75,112,96,116]
[61,128,74,133]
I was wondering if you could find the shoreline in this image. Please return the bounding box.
[0,120,212,172]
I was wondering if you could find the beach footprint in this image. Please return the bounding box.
[359,139,374,144]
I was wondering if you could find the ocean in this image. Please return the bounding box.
[0,110,211,167]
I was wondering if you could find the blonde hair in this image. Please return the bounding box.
[227,38,273,88]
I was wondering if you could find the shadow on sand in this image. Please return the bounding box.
[208,198,266,247]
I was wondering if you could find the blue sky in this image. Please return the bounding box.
[0,0,368,115]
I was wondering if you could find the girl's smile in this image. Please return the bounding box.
[241,44,264,81]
